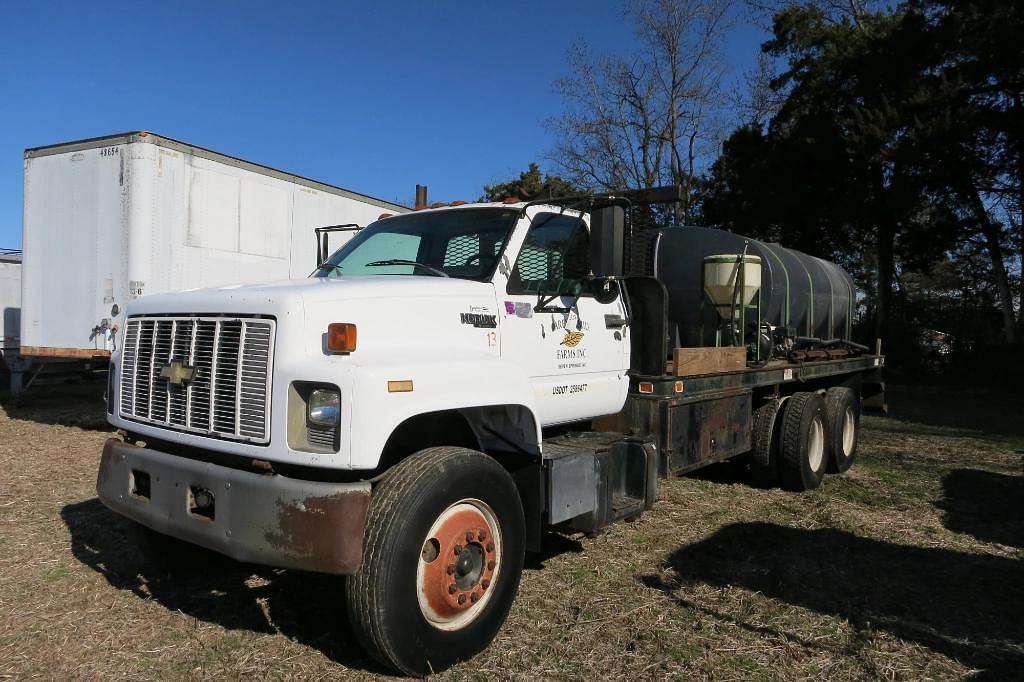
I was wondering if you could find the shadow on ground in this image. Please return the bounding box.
[61,498,584,673]
[1,380,112,430]
[645,522,1024,677]
[60,498,386,674]
[525,531,584,569]
[937,468,1024,548]
[885,384,1024,439]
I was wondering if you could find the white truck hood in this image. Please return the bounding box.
[121,275,501,364]
[125,276,495,316]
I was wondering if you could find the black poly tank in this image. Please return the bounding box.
[630,226,855,346]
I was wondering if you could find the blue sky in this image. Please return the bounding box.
[0,1,768,248]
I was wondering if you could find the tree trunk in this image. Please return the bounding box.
[872,166,895,351]
[966,187,1018,344]
[1017,216,1023,328]
[875,218,894,350]
[1017,224,1023,328]
[1015,94,1023,329]
[1017,135,1024,328]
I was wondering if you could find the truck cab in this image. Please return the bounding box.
[106,202,631,470]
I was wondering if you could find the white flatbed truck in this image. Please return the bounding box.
[96,189,884,675]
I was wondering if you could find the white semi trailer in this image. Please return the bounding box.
[0,251,21,357]
[16,132,407,391]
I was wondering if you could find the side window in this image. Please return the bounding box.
[508,214,590,294]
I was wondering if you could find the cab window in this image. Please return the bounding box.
[507,213,590,295]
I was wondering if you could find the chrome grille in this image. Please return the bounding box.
[119,316,275,443]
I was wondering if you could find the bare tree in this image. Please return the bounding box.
[734,50,785,128]
[546,0,733,223]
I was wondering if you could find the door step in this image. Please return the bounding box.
[611,494,644,517]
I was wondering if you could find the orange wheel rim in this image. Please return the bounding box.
[416,499,501,630]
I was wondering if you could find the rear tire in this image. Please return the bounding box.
[825,386,860,473]
[749,399,781,486]
[778,392,828,491]
[345,447,525,677]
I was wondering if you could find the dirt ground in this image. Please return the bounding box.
[0,381,1021,680]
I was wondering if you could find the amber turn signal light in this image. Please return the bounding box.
[327,323,357,353]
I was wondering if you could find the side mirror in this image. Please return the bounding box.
[593,277,619,304]
[314,224,362,268]
[589,206,625,277]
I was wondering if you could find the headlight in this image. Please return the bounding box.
[307,388,340,426]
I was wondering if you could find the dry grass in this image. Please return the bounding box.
[0,381,1021,680]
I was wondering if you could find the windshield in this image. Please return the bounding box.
[313,208,519,280]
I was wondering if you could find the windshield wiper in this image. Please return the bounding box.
[365,259,450,278]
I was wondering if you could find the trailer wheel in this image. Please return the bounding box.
[345,447,525,677]
[749,399,781,486]
[778,392,828,491]
[824,387,860,473]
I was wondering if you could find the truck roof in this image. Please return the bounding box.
[405,200,585,215]
[24,131,409,213]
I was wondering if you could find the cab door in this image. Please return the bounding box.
[497,210,630,426]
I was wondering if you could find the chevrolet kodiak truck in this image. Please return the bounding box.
[97,188,884,676]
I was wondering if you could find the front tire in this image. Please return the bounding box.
[345,447,525,676]
[778,392,828,491]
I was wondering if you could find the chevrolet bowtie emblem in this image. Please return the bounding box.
[160,359,196,386]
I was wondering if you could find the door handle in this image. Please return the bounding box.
[604,314,629,329]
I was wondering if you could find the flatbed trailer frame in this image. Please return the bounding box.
[600,354,885,476]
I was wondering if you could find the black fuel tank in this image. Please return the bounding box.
[631,226,855,346]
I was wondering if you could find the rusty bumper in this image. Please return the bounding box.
[96,438,370,574]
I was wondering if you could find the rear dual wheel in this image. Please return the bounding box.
[345,447,525,677]
[778,392,828,491]
[824,386,860,473]
[749,398,781,486]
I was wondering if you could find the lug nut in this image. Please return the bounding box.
[486,542,495,553]
[478,530,486,541]
[448,584,457,594]
[458,594,467,605]
[454,544,463,555]
[487,560,496,570]
[465,531,475,543]
[470,592,481,603]
[481,578,490,590]
[446,564,455,575]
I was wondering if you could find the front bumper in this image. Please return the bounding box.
[96,438,370,574]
